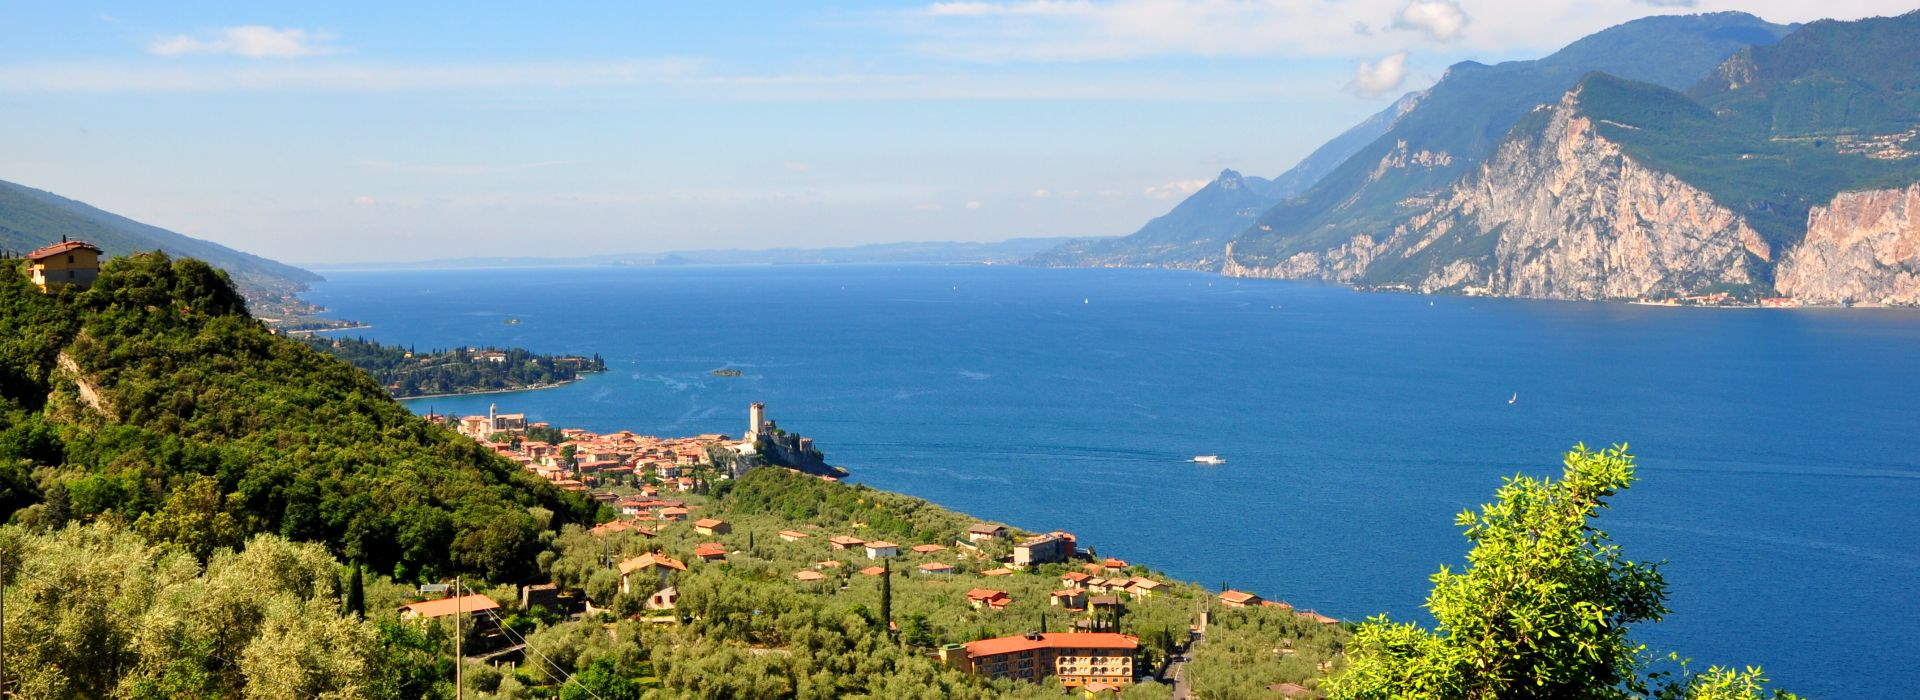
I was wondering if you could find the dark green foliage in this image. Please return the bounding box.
[300,335,605,398]
[0,252,593,581]
[346,560,367,618]
[562,657,645,700]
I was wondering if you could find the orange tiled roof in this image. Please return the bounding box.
[795,570,826,581]
[399,593,500,619]
[618,553,686,574]
[1219,590,1259,604]
[963,632,1139,657]
[25,240,101,261]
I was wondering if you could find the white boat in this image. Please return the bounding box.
[1191,455,1225,465]
[1508,392,1518,405]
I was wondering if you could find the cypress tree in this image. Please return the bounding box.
[881,559,893,639]
[344,560,366,619]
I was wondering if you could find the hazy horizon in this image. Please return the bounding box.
[5,0,1914,264]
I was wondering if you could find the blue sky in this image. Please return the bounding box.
[0,1,1910,263]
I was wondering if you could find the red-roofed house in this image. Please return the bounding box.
[864,541,900,559]
[939,632,1138,688]
[918,562,954,574]
[1050,589,1087,610]
[23,239,103,291]
[828,535,865,550]
[1218,590,1262,608]
[693,518,730,535]
[966,588,1012,610]
[693,543,728,561]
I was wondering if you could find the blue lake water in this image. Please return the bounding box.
[304,264,1920,697]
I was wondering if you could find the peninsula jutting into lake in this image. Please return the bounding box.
[7,1,1918,696]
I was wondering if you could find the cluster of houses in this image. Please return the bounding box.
[434,404,729,495]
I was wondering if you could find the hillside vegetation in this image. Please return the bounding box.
[0,252,593,581]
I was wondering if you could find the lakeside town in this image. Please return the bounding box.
[420,400,1344,695]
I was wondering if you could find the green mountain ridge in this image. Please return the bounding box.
[1228,11,1796,268]
[0,178,320,300]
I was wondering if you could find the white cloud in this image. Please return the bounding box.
[901,0,1920,62]
[358,159,578,176]
[1031,188,1052,198]
[1143,178,1208,199]
[1393,1,1469,42]
[150,26,338,58]
[1347,51,1410,97]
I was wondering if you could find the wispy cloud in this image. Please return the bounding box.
[898,0,1912,62]
[150,26,339,58]
[357,159,582,176]
[1392,1,1469,42]
[1143,178,1208,199]
[1347,51,1411,96]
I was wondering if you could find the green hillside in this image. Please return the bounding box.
[0,252,593,581]
[1580,71,1920,252]
[1692,10,1920,139]
[0,178,320,301]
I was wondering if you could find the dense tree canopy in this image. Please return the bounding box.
[0,253,593,581]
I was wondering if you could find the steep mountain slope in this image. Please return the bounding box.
[1026,91,1423,269]
[0,178,319,297]
[1025,168,1282,269]
[1223,10,1920,303]
[1225,12,1794,274]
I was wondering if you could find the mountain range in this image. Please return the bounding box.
[0,178,321,306]
[1031,10,1920,306]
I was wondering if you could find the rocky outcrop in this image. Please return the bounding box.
[54,350,114,418]
[1224,88,1773,300]
[1776,184,1920,305]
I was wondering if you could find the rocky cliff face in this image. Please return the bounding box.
[1224,88,1773,300]
[1776,184,1920,305]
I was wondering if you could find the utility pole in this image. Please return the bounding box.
[454,577,463,700]
[2,559,8,699]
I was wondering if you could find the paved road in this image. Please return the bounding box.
[1163,630,1204,699]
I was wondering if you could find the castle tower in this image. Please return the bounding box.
[747,402,766,441]
[489,403,498,431]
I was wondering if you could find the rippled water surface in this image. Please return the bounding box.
[306,264,1920,697]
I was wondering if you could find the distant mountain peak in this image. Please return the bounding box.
[1216,169,1245,189]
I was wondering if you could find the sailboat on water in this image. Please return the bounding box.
[1508,392,1518,405]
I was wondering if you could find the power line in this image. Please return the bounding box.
[459,581,607,700]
